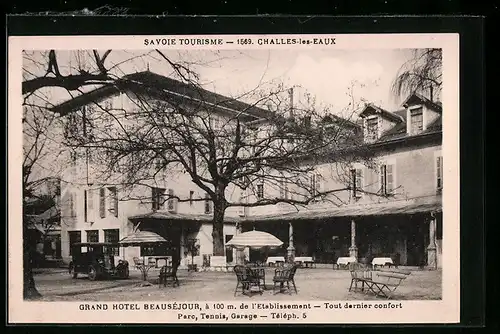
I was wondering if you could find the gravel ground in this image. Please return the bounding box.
[33,267,442,302]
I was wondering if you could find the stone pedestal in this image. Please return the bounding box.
[287,222,295,263]
[349,220,358,260]
[349,246,358,259]
[427,216,438,270]
[287,246,296,263]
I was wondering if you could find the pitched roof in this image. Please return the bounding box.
[402,92,442,113]
[359,104,405,123]
[51,71,274,122]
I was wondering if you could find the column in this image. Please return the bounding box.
[427,214,437,270]
[235,223,244,265]
[349,219,358,259]
[287,222,295,263]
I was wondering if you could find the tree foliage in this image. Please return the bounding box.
[391,48,442,101]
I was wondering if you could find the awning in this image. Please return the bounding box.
[248,196,442,223]
[128,211,240,223]
[129,196,441,223]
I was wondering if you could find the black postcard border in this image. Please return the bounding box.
[6,16,485,328]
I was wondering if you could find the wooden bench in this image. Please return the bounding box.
[349,267,411,299]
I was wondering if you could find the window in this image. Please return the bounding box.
[310,173,322,199]
[99,188,106,218]
[152,187,165,211]
[189,191,194,206]
[141,244,168,257]
[410,107,424,135]
[366,117,379,141]
[436,156,443,194]
[167,188,176,212]
[68,231,81,256]
[86,230,99,243]
[104,229,120,256]
[380,164,394,196]
[279,180,289,200]
[238,190,247,217]
[204,193,212,214]
[257,179,264,199]
[350,169,363,199]
[108,187,118,217]
[88,188,94,211]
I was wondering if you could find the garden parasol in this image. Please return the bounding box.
[225,230,283,263]
[119,230,168,281]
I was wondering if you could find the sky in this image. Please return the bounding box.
[23,49,415,115]
[22,48,416,183]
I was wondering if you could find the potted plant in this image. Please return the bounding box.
[184,238,200,272]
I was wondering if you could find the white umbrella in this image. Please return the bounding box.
[225,230,283,249]
[119,230,168,281]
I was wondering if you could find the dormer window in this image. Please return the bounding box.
[366,117,379,141]
[410,107,424,135]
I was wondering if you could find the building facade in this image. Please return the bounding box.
[57,71,443,270]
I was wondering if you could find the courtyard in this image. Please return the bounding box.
[33,267,442,302]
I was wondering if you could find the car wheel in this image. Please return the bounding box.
[88,266,98,281]
[69,265,78,279]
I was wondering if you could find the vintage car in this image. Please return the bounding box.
[68,242,129,281]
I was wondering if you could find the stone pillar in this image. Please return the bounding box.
[287,222,295,263]
[235,223,244,265]
[349,219,358,259]
[427,215,438,270]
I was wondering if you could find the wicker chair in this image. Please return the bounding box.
[159,263,179,287]
[233,265,262,296]
[272,265,298,295]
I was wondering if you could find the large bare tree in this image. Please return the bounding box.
[59,71,374,257]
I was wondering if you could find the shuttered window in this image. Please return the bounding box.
[380,164,394,195]
[108,186,118,217]
[99,188,106,218]
[436,156,443,193]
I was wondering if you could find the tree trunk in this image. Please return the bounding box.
[212,198,227,257]
[23,225,41,299]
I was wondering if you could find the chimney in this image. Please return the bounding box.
[288,87,294,118]
[429,85,434,102]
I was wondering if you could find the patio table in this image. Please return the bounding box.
[334,256,357,269]
[371,257,394,267]
[266,256,286,266]
[295,256,315,268]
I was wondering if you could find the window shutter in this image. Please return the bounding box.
[99,188,106,218]
[167,189,176,212]
[316,173,322,195]
[355,169,363,195]
[380,165,387,194]
[84,190,88,222]
[386,165,394,193]
[113,188,118,217]
[436,156,443,191]
[69,192,76,217]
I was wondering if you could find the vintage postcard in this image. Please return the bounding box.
[8,33,459,324]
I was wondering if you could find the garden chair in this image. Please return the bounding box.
[133,257,143,270]
[272,265,298,295]
[233,265,262,296]
[159,263,180,288]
